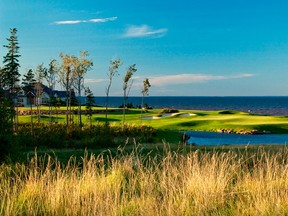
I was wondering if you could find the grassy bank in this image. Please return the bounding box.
[1,145,288,215]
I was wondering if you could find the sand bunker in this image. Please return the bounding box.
[142,113,196,120]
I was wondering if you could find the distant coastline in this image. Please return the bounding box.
[79,96,288,116]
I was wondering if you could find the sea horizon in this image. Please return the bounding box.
[78,96,288,116]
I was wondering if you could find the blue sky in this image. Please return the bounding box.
[1,0,288,96]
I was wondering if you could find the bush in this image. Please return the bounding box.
[159,108,179,114]
[14,123,156,149]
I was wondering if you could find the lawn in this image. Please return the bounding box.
[18,107,288,134]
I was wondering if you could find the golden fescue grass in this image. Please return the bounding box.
[1,145,288,215]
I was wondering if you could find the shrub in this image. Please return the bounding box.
[159,108,179,114]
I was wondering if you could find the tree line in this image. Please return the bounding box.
[0,28,151,134]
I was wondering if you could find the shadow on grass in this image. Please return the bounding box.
[93,117,120,122]
[32,116,64,120]
[218,110,241,115]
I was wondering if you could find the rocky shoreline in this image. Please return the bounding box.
[215,128,271,135]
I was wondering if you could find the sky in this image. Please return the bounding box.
[1,0,288,96]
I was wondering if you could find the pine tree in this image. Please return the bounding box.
[2,28,21,131]
[22,69,36,90]
[2,28,21,92]
[85,87,95,128]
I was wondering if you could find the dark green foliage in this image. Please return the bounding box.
[0,97,16,161]
[2,28,21,91]
[0,97,14,134]
[159,108,179,114]
[85,87,95,127]
[218,110,238,114]
[22,69,36,89]
[119,102,135,108]
[14,123,156,149]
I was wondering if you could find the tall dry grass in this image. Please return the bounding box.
[1,145,288,215]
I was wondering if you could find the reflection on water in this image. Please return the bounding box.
[186,131,288,146]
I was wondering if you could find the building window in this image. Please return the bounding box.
[17,98,24,103]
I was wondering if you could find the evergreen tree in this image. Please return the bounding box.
[2,28,21,92]
[2,28,21,131]
[0,67,4,89]
[85,87,95,128]
[22,69,36,90]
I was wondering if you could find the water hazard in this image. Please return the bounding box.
[186,131,288,146]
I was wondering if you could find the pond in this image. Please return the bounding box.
[186,131,288,146]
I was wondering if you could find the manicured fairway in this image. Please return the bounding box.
[18,107,288,134]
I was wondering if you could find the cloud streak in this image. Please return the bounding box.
[54,17,117,25]
[149,73,255,86]
[123,25,168,38]
[85,78,107,84]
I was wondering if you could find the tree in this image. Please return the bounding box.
[2,28,21,131]
[105,58,122,125]
[35,64,46,123]
[140,78,151,123]
[22,68,36,132]
[72,51,93,127]
[2,28,21,92]
[56,53,76,126]
[122,64,137,124]
[22,69,36,90]
[85,87,95,128]
[0,96,15,161]
[0,67,4,89]
[44,59,57,125]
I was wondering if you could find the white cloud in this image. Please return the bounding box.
[53,17,117,25]
[85,78,107,84]
[54,20,84,25]
[123,25,168,38]
[148,73,255,86]
[89,17,117,23]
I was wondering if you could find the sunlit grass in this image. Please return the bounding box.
[2,145,288,215]
[17,107,288,134]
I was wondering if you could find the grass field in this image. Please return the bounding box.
[2,108,288,215]
[2,145,288,215]
[18,107,288,134]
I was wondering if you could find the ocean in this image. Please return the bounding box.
[85,96,288,116]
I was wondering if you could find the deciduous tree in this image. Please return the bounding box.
[35,63,46,123]
[72,51,93,127]
[122,64,137,124]
[56,53,76,126]
[44,59,57,125]
[105,58,122,125]
[140,78,151,123]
